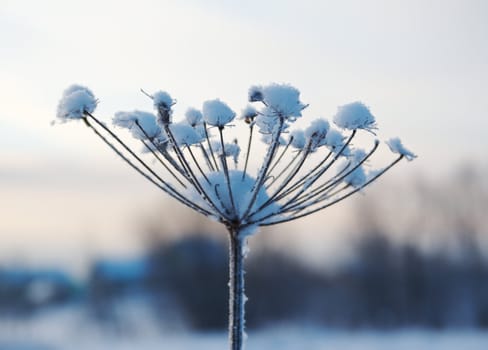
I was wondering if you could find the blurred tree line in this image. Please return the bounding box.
[2,166,487,331]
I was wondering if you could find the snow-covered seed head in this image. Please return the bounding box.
[56,81,413,235]
[241,105,258,124]
[290,129,306,150]
[56,84,97,121]
[248,85,264,102]
[333,101,377,132]
[305,118,330,150]
[113,110,161,140]
[153,90,174,125]
[261,83,307,118]
[386,137,417,161]
[323,128,345,150]
[185,107,203,127]
[344,166,367,188]
[170,123,204,146]
[202,99,236,128]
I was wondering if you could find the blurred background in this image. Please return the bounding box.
[1,0,488,349]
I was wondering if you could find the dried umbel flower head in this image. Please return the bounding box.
[56,82,414,350]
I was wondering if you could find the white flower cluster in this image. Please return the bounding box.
[57,82,414,233]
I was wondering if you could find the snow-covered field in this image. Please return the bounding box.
[1,307,487,350]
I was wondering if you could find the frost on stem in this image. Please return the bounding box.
[56,82,415,350]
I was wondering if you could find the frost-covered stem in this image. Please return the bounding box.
[274,130,356,203]
[242,125,254,180]
[284,139,378,210]
[164,124,229,219]
[185,145,211,184]
[228,228,246,350]
[275,150,333,199]
[199,144,215,172]
[204,122,220,171]
[241,118,285,220]
[139,138,188,188]
[134,121,188,186]
[252,142,312,215]
[266,148,302,189]
[163,125,201,192]
[260,155,405,226]
[267,138,292,177]
[219,127,238,217]
[83,117,213,217]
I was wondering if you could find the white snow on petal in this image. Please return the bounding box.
[202,99,236,127]
[386,137,417,161]
[333,101,377,132]
[56,85,97,121]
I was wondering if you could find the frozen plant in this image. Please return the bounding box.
[56,83,415,350]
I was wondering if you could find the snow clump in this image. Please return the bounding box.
[386,138,417,161]
[113,111,161,140]
[56,85,97,121]
[334,102,377,132]
[203,99,236,127]
[305,118,330,150]
[261,84,306,118]
[185,108,203,127]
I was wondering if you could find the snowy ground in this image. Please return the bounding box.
[0,307,487,350]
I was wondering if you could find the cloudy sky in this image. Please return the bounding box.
[1,0,487,272]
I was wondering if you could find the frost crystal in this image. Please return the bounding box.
[56,85,97,121]
[202,99,236,127]
[386,137,417,161]
[334,101,377,132]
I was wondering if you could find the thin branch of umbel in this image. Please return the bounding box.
[55,86,414,229]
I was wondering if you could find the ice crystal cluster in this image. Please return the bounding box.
[56,83,415,234]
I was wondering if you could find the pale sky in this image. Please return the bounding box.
[1,0,487,272]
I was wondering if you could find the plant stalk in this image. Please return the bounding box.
[228,229,246,350]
